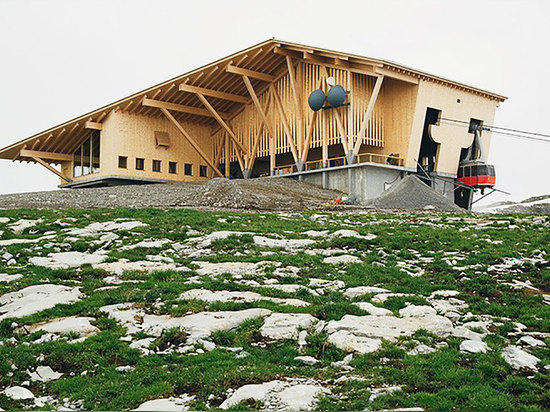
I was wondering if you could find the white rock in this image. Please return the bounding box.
[101,303,270,341]
[133,395,194,411]
[279,384,327,410]
[308,278,345,291]
[368,385,402,402]
[399,305,437,318]
[451,326,484,341]
[67,220,147,238]
[9,219,42,234]
[329,230,377,240]
[28,366,63,382]
[180,288,309,307]
[192,261,269,277]
[294,355,319,365]
[220,381,284,409]
[459,340,489,354]
[323,255,362,265]
[260,313,318,340]
[0,217,10,224]
[353,302,393,316]
[371,292,416,303]
[29,251,107,269]
[0,284,82,320]
[501,345,540,371]
[115,365,135,373]
[328,330,382,354]
[188,231,252,248]
[430,290,460,298]
[326,314,453,353]
[0,234,55,246]
[3,386,34,400]
[0,273,23,283]
[407,344,436,355]
[253,235,315,250]
[518,335,546,347]
[343,286,390,299]
[21,316,99,337]
[94,259,177,276]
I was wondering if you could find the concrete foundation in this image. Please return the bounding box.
[281,162,458,206]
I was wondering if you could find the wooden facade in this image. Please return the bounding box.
[0,39,506,186]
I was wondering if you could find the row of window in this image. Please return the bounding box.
[118,156,208,177]
[458,164,495,178]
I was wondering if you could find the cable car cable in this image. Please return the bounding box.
[439,118,550,144]
[440,117,550,140]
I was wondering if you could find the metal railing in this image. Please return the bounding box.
[272,152,404,175]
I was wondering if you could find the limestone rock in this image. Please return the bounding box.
[279,384,327,410]
[253,235,315,250]
[353,302,393,316]
[180,289,309,307]
[9,219,42,234]
[220,381,284,409]
[0,284,82,320]
[133,395,194,411]
[22,316,99,337]
[294,356,319,366]
[501,345,540,371]
[399,305,437,318]
[28,366,63,382]
[3,386,34,400]
[518,335,546,347]
[327,330,381,354]
[260,313,318,340]
[29,251,107,269]
[459,339,489,354]
[0,273,23,283]
[323,255,362,265]
[94,259,178,276]
[343,286,390,299]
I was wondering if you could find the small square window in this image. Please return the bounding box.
[136,158,145,170]
[118,156,127,169]
[199,165,207,177]
[169,161,177,174]
[184,163,193,176]
[152,159,161,172]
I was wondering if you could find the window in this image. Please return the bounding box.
[152,159,161,172]
[154,131,171,148]
[136,158,145,170]
[73,131,100,177]
[118,156,128,169]
[184,163,193,176]
[169,161,177,174]
[199,165,207,177]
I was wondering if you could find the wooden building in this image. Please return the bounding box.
[0,39,506,205]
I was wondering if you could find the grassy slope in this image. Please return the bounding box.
[0,209,549,411]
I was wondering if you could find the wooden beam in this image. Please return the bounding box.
[246,92,271,172]
[270,84,298,164]
[226,64,274,82]
[142,98,230,119]
[31,156,72,183]
[301,110,318,163]
[85,121,103,131]
[353,75,384,156]
[242,75,274,137]
[333,108,349,154]
[195,93,248,155]
[159,107,224,177]
[20,149,72,162]
[225,132,230,178]
[179,84,248,104]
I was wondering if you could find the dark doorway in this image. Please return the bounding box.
[417,107,441,185]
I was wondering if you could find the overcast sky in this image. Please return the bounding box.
[1,0,549,204]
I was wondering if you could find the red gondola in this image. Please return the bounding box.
[457,161,496,187]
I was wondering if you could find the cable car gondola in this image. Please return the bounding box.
[457,161,496,187]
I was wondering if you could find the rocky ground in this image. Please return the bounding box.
[0,178,346,211]
[476,194,550,214]
[0,209,549,411]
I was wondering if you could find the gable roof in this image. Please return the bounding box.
[0,38,507,163]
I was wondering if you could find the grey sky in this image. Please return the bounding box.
[1,0,548,204]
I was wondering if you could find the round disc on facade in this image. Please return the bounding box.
[308,89,326,111]
[327,85,346,108]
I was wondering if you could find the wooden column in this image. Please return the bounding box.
[225,132,230,178]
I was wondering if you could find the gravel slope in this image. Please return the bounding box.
[0,178,345,211]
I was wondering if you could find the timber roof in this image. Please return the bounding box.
[0,38,507,163]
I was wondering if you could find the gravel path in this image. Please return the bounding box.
[0,177,347,211]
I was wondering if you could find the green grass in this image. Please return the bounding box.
[0,208,549,410]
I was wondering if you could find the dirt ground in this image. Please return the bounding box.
[0,177,351,211]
